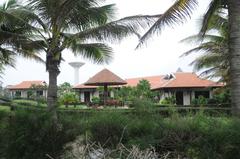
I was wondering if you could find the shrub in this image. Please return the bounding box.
[191,96,208,106]
[88,112,128,148]
[2,110,78,159]
[59,92,78,107]
[131,98,156,114]
[91,97,100,105]
[159,96,176,105]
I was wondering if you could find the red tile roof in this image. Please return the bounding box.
[84,69,127,86]
[8,80,46,90]
[74,72,223,90]
[160,72,223,89]
[125,72,223,90]
[125,75,165,89]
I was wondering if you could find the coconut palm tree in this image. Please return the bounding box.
[0,0,44,72]
[8,0,160,121]
[181,12,230,83]
[138,0,240,115]
[227,0,240,115]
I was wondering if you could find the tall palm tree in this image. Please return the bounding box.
[138,0,240,115]
[9,0,160,121]
[228,0,240,116]
[181,13,229,83]
[0,0,43,72]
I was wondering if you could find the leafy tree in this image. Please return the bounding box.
[137,0,240,115]
[115,80,156,104]
[58,82,72,97]
[135,79,155,100]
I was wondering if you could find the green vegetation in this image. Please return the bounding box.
[0,104,239,158]
[0,105,10,112]
[114,79,157,106]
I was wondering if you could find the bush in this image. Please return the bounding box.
[191,96,208,106]
[59,92,78,107]
[159,96,176,105]
[1,110,79,159]
[91,97,100,105]
[88,112,128,148]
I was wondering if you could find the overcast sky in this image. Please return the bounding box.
[2,0,211,86]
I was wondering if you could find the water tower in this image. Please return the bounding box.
[69,62,85,85]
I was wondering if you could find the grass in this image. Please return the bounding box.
[0,105,10,112]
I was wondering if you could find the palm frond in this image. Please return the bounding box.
[64,14,160,46]
[69,42,113,64]
[0,48,16,66]
[199,0,223,36]
[137,0,198,48]
[181,41,224,57]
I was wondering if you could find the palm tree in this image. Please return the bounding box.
[138,0,240,115]
[0,0,43,72]
[181,12,230,83]
[8,0,160,121]
[227,0,240,116]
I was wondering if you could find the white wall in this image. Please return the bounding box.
[183,91,191,105]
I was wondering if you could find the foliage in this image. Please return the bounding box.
[134,79,156,100]
[88,112,128,148]
[212,87,231,104]
[58,82,73,97]
[159,96,176,105]
[59,92,78,106]
[1,108,240,159]
[114,86,135,105]
[12,99,46,107]
[131,98,155,114]
[192,96,208,106]
[114,80,156,105]
[181,11,229,83]
[58,82,78,106]
[0,110,78,159]
[0,0,44,74]
[91,97,101,105]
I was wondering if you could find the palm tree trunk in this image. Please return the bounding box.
[228,0,240,116]
[47,55,60,122]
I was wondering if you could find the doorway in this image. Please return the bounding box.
[176,91,183,105]
[84,92,90,103]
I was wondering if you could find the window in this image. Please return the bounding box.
[36,90,43,96]
[15,91,21,97]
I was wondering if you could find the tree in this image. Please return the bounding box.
[181,12,230,83]
[0,0,43,73]
[138,0,240,115]
[58,82,72,97]
[227,0,240,116]
[6,0,159,121]
[58,82,78,107]
[135,79,155,100]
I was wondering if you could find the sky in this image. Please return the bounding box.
[2,0,211,86]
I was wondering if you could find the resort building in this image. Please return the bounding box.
[8,80,48,99]
[74,69,223,105]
